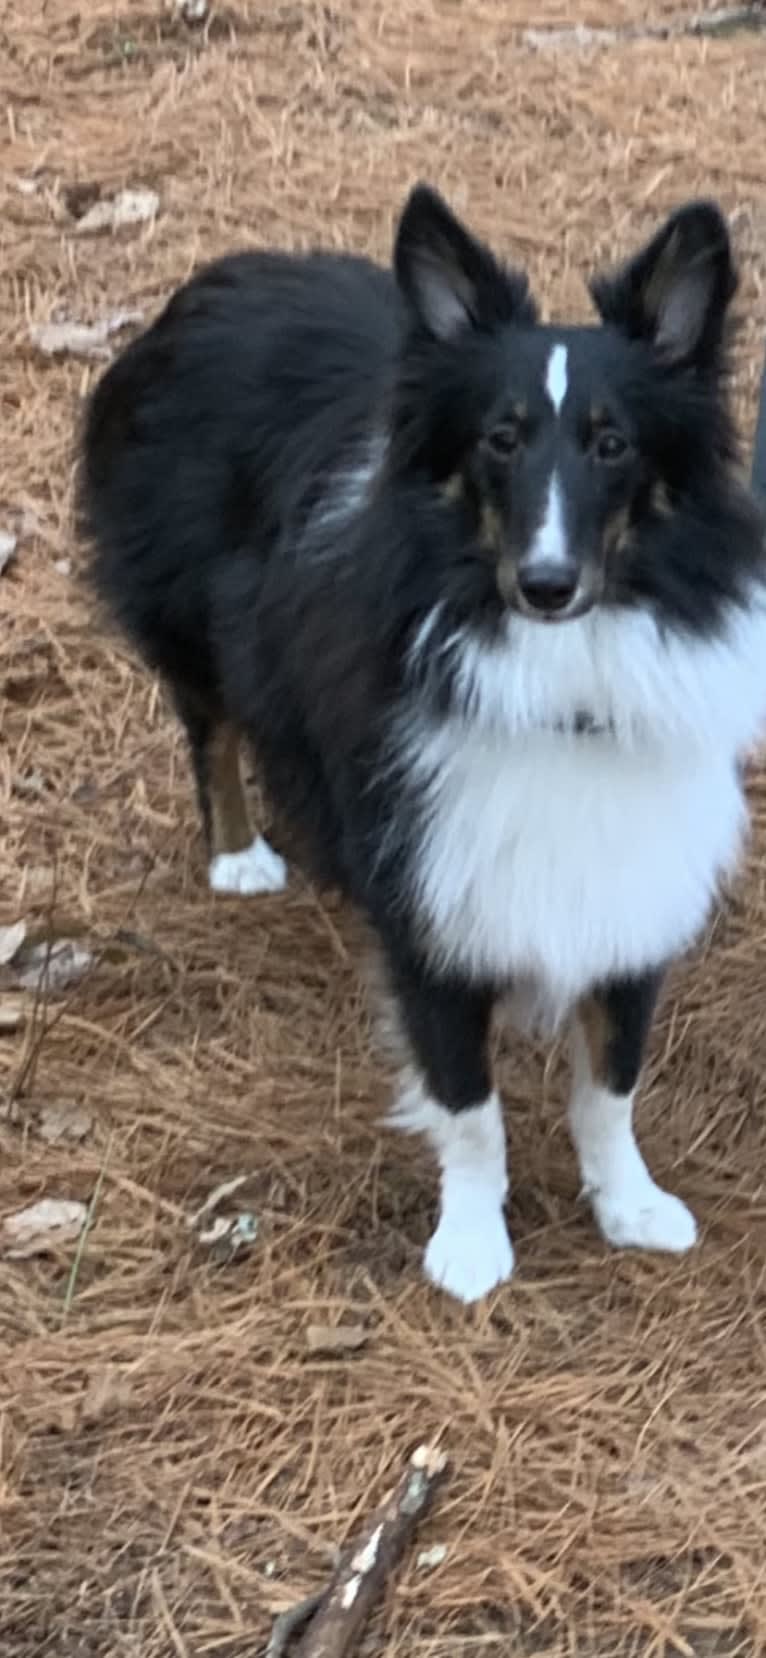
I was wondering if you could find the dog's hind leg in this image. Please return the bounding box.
[174,686,287,896]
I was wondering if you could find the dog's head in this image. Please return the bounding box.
[390,184,761,633]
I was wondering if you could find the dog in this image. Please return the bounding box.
[79,184,766,1303]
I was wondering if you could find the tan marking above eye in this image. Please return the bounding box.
[441,472,464,503]
[484,405,527,450]
[588,407,630,461]
[479,501,503,551]
[650,478,674,519]
[496,556,516,603]
[603,504,632,557]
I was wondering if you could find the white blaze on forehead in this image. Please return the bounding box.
[527,342,570,567]
[545,342,568,412]
[529,472,568,566]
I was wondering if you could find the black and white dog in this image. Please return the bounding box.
[80,185,766,1303]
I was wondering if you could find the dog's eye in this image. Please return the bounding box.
[594,428,628,463]
[486,422,520,459]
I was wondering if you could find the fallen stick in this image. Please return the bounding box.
[264,1589,327,1658]
[264,1442,449,1658]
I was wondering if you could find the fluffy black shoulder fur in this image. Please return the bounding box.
[79,183,766,905]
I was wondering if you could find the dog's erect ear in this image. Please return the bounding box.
[394,183,534,341]
[590,201,737,371]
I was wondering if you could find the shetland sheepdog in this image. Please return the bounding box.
[79,185,766,1302]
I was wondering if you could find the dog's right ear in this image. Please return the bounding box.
[590,201,736,373]
[394,184,535,341]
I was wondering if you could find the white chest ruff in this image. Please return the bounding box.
[410,719,747,1006]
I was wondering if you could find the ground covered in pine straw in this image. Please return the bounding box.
[2,2,766,1653]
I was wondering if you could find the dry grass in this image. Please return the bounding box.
[2,2,766,1653]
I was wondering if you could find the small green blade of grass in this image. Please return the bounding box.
[61,1132,113,1323]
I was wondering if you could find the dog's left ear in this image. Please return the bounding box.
[394,183,534,341]
[590,201,736,371]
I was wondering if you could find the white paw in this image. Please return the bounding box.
[424,1206,515,1303]
[592,1182,697,1254]
[208,836,287,895]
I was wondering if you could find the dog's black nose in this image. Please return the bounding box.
[517,561,578,615]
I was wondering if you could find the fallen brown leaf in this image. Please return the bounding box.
[0,922,26,967]
[1,1199,87,1259]
[30,310,143,360]
[0,998,26,1034]
[0,531,17,575]
[13,939,93,994]
[39,1102,93,1144]
[73,188,159,236]
[305,1324,368,1355]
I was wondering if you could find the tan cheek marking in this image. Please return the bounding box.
[650,478,674,519]
[496,557,517,604]
[208,723,252,856]
[479,501,503,553]
[603,503,633,558]
[441,472,464,504]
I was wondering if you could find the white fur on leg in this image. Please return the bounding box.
[568,1025,697,1254]
[208,835,287,895]
[390,1082,514,1302]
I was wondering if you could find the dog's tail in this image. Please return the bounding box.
[752,342,766,502]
